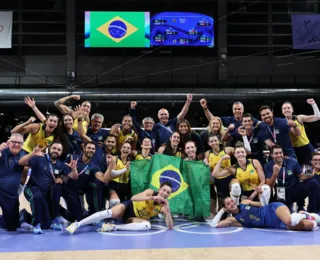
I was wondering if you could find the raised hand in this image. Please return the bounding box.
[238,126,247,136]
[32,145,45,156]
[228,124,235,131]
[131,101,137,109]
[73,105,85,120]
[187,93,193,101]
[110,123,121,135]
[307,98,316,105]
[24,96,36,109]
[200,98,207,108]
[71,95,80,100]
[65,155,78,169]
[0,142,8,152]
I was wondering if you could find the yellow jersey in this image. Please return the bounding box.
[208,149,231,171]
[135,152,152,161]
[112,129,136,154]
[111,156,130,184]
[163,145,182,158]
[118,129,135,145]
[235,159,259,192]
[23,123,55,153]
[133,199,162,220]
[73,118,88,134]
[289,116,310,147]
[174,151,182,158]
[208,149,231,180]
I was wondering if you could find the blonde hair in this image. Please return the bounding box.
[207,116,226,137]
[82,101,91,124]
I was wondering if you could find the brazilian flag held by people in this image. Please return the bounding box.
[130,154,210,218]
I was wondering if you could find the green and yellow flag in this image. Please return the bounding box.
[130,154,210,217]
[86,12,148,47]
[183,160,211,217]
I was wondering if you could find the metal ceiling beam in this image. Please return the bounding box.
[0,88,319,102]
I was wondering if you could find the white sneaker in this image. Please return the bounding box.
[66,222,79,234]
[100,223,116,232]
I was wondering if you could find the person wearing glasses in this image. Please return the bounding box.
[0,133,26,231]
[18,142,79,234]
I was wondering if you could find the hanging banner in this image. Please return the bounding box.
[0,11,13,49]
[291,14,320,50]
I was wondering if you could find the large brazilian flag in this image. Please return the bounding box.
[87,12,147,47]
[130,154,210,217]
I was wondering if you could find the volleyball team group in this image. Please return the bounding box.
[1,93,320,235]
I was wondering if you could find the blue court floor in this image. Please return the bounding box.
[1,219,320,253]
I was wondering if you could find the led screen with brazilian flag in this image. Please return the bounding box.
[85,11,150,48]
[130,154,210,217]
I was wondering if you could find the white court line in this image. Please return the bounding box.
[98,224,167,236]
[252,226,319,233]
[174,223,244,235]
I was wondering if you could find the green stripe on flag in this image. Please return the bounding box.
[184,160,211,217]
[130,159,151,195]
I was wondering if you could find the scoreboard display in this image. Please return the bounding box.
[150,12,214,47]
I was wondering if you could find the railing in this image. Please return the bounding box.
[101,127,207,134]
[0,74,319,86]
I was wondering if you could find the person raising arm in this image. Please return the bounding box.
[54,95,91,133]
